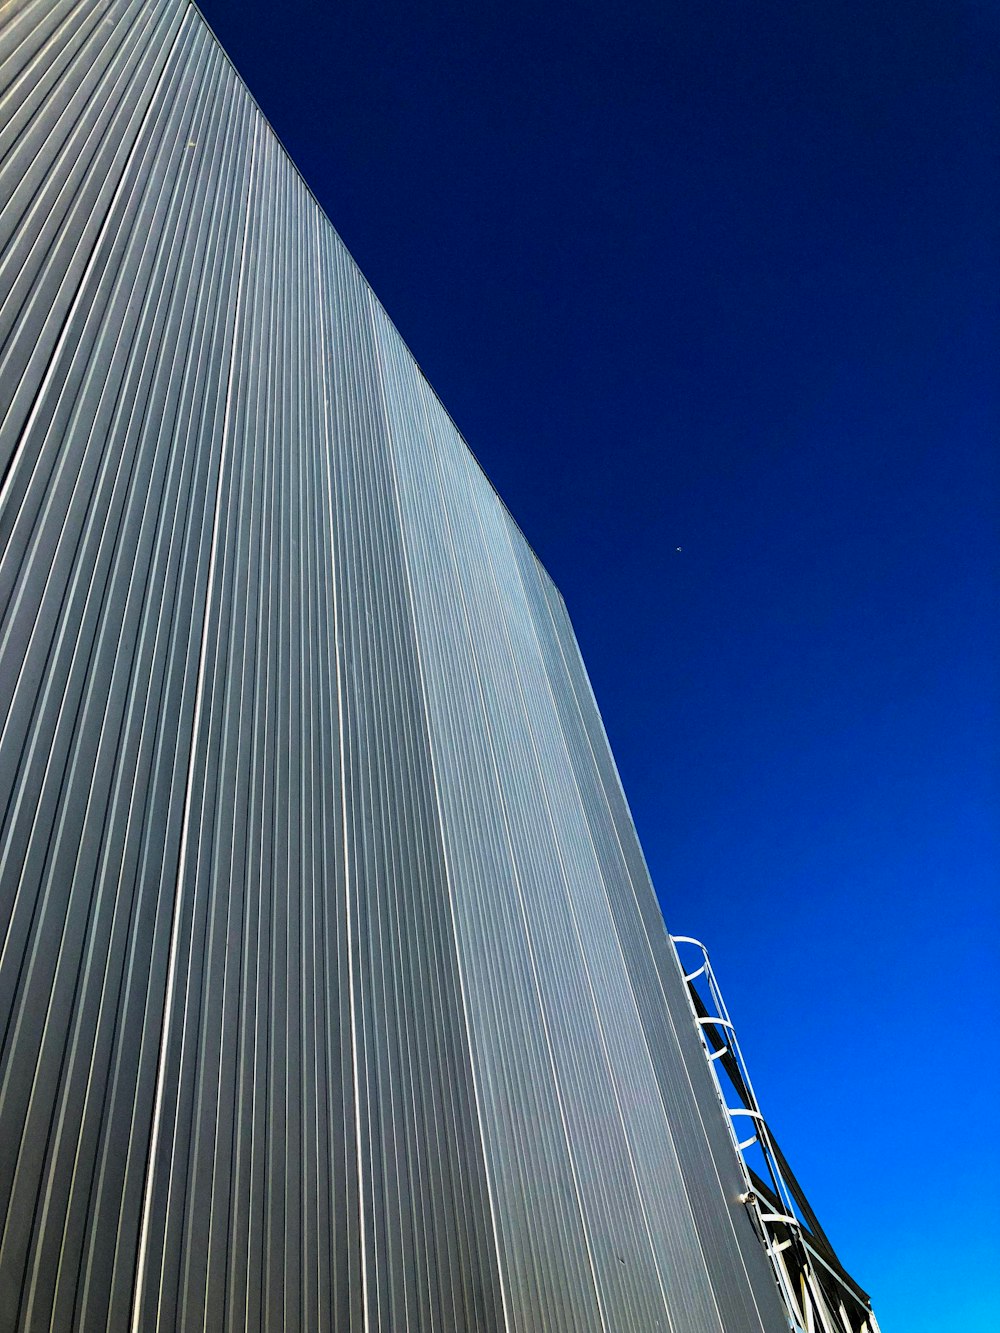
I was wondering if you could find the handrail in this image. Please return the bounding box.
[669,934,880,1333]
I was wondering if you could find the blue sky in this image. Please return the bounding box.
[198,2,999,1327]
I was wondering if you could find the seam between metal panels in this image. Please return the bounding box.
[129,110,260,1333]
[504,535,738,1327]
[471,497,678,1332]
[176,78,264,1332]
[496,529,737,1333]
[489,531,682,1333]
[191,90,263,1321]
[366,303,460,1331]
[314,212,369,1333]
[407,392,612,1333]
[531,581,775,1332]
[367,292,511,1333]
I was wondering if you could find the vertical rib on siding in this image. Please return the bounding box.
[0,3,788,1329]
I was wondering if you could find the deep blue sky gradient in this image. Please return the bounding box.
[197,2,999,1327]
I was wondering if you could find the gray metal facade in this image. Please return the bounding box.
[0,3,791,1329]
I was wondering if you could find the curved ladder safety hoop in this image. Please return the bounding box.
[670,934,881,1333]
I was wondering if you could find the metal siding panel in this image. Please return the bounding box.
[371,304,603,1332]
[0,3,792,1330]
[508,536,790,1333]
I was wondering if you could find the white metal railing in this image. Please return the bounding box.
[670,936,881,1333]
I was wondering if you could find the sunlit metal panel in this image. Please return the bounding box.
[0,3,797,1329]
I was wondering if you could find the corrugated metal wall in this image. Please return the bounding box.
[0,3,789,1329]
